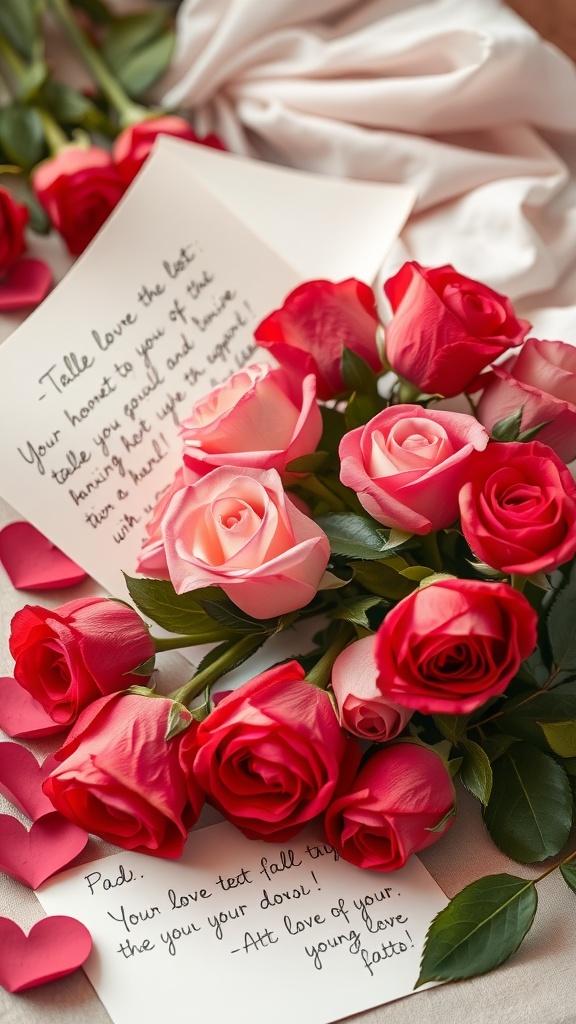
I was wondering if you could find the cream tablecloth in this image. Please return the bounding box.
[2,0,576,1021]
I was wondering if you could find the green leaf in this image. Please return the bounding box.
[400,565,435,582]
[315,513,390,560]
[41,80,111,133]
[16,186,50,234]
[517,419,553,442]
[483,742,572,862]
[0,105,45,171]
[340,346,380,396]
[102,13,174,98]
[352,561,416,600]
[491,405,524,442]
[459,739,493,805]
[0,0,38,60]
[559,861,576,895]
[165,701,193,741]
[344,390,380,431]
[129,655,155,677]
[433,714,468,745]
[331,594,382,629]
[285,451,328,474]
[547,580,576,676]
[71,0,114,24]
[539,721,576,758]
[200,599,273,635]
[416,873,537,986]
[482,734,518,763]
[123,575,236,638]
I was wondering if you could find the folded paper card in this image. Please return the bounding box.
[37,820,447,1024]
[0,138,414,600]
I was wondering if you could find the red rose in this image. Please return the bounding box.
[339,404,489,535]
[459,440,576,575]
[374,579,537,715]
[113,115,226,184]
[0,186,28,274]
[475,338,576,464]
[384,262,530,397]
[181,661,355,841]
[33,147,126,255]
[254,279,381,400]
[44,694,202,857]
[325,742,455,871]
[9,597,155,726]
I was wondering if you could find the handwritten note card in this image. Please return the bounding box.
[0,140,414,600]
[37,821,447,1024]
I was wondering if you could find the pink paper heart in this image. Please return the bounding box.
[0,916,92,992]
[0,812,88,888]
[0,258,52,311]
[0,743,59,820]
[0,677,67,739]
[0,522,88,590]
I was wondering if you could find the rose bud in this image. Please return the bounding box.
[181,661,356,841]
[9,597,155,726]
[331,635,413,741]
[0,186,28,275]
[384,262,530,397]
[254,279,381,399]
[162,466,330,618]
[33,147,126,255]
[339,404,489,534]
[44,693,202,857]
[459,440,576,576]
[475,338,576,464]
[113,115,226,184]
[374,579,537,715]
[180,362,322,478]
[325,742,455,871]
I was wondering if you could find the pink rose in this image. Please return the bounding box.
[384,263,530,397]
[459,440,576,575]
[113,115,226,184]
[374,579,537,715]
[44,694,202,857]
[254,279,381,400]
[339,404,489,534]
[325,742,455,871]
[180,362,322,477]
[135,466,198,578]
[0,185,28,274]
[162,466,330,618]
[331,635,413,741]
[33,146,126,255]
[9,597,155,726]
[475,338,576,463]
[181,662,354,841]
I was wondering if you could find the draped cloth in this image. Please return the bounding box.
[157,0,576,339]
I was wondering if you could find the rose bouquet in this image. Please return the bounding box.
[8,261,576,986]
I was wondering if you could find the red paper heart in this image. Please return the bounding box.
[0,258,52,311]
[0,522,88,590]
[0,677,66,739]
[0,743,59,820]
[0,812,88,888]
[0,916,92,992]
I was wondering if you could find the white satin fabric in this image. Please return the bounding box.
[157,0,576,339]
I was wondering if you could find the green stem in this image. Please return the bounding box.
[396,378,420,404]
[534,846,576,886]
[152,630,234,653]
[305,623,356,690]
[47,0,148,127]
[295,474,348,513]
[38,108,69,155]
[168,633,263,707]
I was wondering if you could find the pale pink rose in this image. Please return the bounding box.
[339,405,489,535]
[180,363,322,478]
[162,466,330,618]
[331,635,413,741]
[135,466,199,578]
[475,338,576,463]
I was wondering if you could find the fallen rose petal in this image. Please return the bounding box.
[0,678,67,739]
[0,744,58,820]
[0,522,88,590]
[0,812,88,889]
[0,916,92,992]
[0,259,52,311]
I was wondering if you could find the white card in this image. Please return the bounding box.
[37,821,446,1024]
[0,140,414,600]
